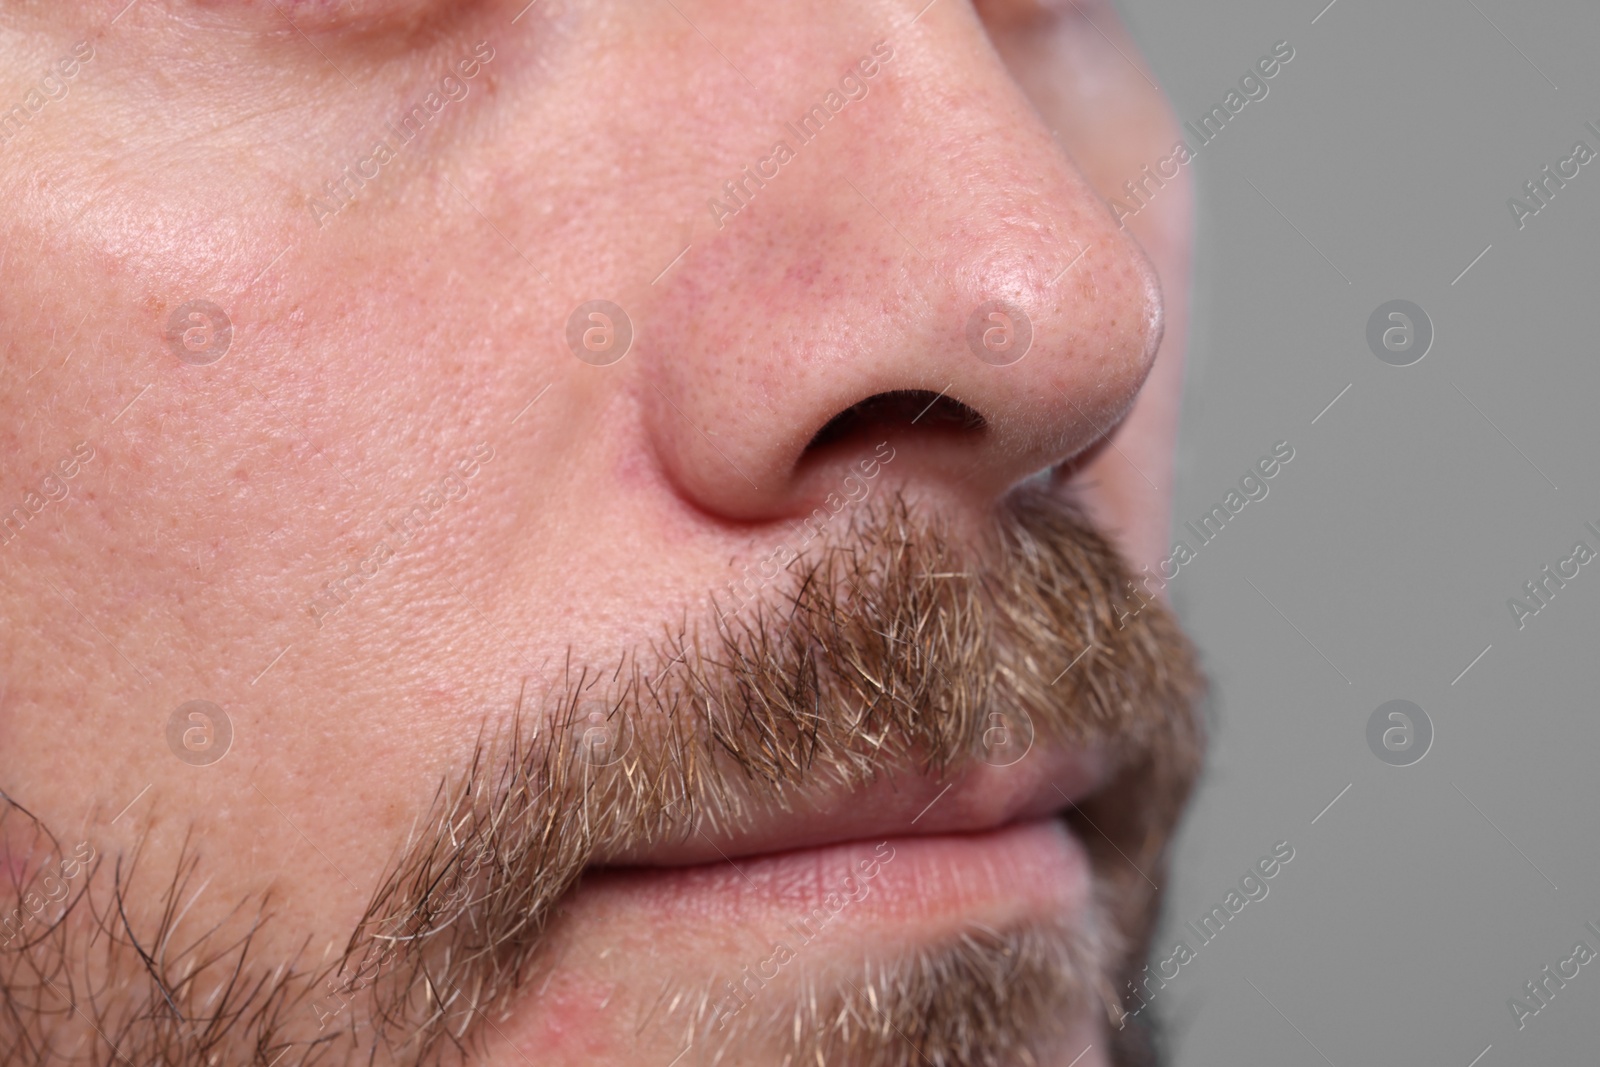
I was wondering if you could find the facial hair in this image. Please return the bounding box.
[0,486,1204,1067]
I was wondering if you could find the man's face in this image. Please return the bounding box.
[0,1,1202,1064]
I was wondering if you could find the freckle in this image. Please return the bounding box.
[142,293,164,316]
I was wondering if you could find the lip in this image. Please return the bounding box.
[593,735,1108,869]
[510,817,1105,1066]
[583,818,1095,931]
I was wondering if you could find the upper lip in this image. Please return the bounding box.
[592,737,1108,869]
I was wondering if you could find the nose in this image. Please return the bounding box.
[638,15,1163,521]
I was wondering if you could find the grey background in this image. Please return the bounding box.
[1116,1,1600,1064]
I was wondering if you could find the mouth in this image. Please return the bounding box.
[531,742,1127,1066]
[589,818,1095,935]
[525,808,1117,1067]
[593,734,1110,868]
[346,488,1203,1067]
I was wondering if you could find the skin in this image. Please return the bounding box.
[0,0,1193,1063]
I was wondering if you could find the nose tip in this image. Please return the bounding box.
[642,221,1162,521]
[629,32,1165,524]
[924,224,1165,486]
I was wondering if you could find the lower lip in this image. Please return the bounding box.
[492,819,1099,1065]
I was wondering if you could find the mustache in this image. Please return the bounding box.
[354,486,1205,1063]
[0,486,1205,1067]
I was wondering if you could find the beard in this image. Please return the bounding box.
[0,485,1205,1067]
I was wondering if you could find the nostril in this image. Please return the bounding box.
[804,390,987,453]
